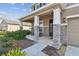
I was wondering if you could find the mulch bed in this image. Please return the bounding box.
[0,39,36,55]
[16,39,36,49]
[42,44,67,56]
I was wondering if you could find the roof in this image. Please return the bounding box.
[0,19,2,23]
[0,17,32,26]
[4,19,19,25]
[5,20,32,26]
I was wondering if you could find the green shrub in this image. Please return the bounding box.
[2,47,26,56]
[2,43,11,48]
[5,30,31,40]
[0,36,14,48]
[0,36,13,42]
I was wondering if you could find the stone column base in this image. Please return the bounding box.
[52,24,62,49]
[34,26,39,40]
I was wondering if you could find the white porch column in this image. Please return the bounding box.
[34,15,40,40]
[52,8,62,49]
[19,19,23,30]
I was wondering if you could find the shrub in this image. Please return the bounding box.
[0,36,14,48]
[0,36,13,42]
[5,30,31,40]
[2,47,26,56]
[0,30,31,48]
[2,43,11,48]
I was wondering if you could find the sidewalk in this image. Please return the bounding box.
[22,42,48,56]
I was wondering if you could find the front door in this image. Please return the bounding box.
[49,19,53,37]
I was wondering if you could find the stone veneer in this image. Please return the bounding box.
[52,24,62,49]
[34,26,39,40]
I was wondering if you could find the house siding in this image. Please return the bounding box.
[7,24,20,31]
[62,4,79,46]
[63,6,79,18]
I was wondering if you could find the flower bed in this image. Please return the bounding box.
[0,30,31,56]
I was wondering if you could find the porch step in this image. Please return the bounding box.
[26,35,35,40]
[22,42,48,56]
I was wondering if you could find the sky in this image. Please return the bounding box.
[0,3,32,21]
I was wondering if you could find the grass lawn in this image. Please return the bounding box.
[0,35,4,37]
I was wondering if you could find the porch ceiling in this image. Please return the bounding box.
[20,3,59,22]
[23,13,52,23]
[23,18,34,23]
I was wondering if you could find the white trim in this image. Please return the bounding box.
[66,4,79,9]
[66,14,79,19]
[32,25,49,27]
[61,23,68,26]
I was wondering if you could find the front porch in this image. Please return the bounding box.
[26,35,53,46]
[21,4,67,49]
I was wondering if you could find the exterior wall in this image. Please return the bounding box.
[66,3,78,7]
[0,20,7,31]
[7,24,20,31]
[7,24,31,32]
[63,4,79,17]
[23,26,31,31]
[41,16,52,36]
[61,3,79,46]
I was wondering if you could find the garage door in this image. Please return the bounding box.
[67,18,79,46]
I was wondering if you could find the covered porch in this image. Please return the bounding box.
[20,4,67,49]
[26,35,53,46]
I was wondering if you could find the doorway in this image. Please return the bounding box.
[49,19,53,37]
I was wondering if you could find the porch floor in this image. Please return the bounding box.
[26,35,53,46]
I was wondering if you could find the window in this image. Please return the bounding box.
[35,4,40,9]
[40,3,42,7]
[34,3,47,10]
[42,3,46,6]
[31,6,35,11]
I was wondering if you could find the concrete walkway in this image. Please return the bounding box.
[65,46,79,56]
[22,42,48,56]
